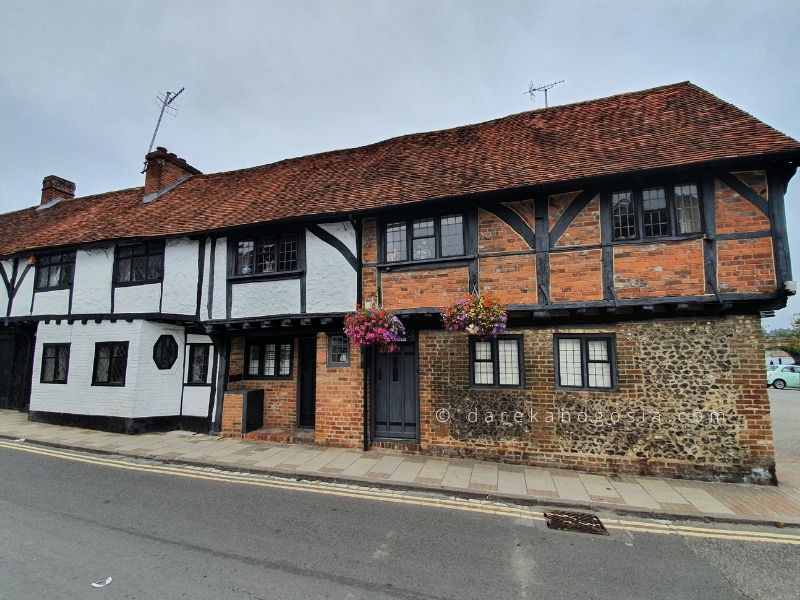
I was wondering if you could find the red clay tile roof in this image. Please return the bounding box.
[1,81,798,258]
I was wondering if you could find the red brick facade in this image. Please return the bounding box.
[314,332,364,447]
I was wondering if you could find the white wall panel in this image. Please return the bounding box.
[32,288,70,315]
[161,237,199,316]
[181,386,211,417]
[199,239,212,320]
[72,247,113,314]
[9,264,33,317]
[113,283,161,314]
[230,278,301,318]
[0,259,13,315]
[305,224,357,314]
[211,237,228,320]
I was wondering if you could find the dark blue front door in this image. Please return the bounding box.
[373,342,418,440]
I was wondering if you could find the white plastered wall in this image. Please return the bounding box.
[305,222,357,313]
[72,247,113,313]
[161,237,200,316]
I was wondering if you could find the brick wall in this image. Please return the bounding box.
[478,207,531,253]
[313,332,364,447]
[613,239,705,299]
[478,254,536,304]
[716,171,771,235]
[381,266,470,310]
[555,196,601,247]
[227,336,298,429]
[415,314,775,483]
[717,237,776,293]
[550,249,603,302]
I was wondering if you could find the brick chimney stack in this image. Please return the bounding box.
[41,175,76,205]
[143,147,201,195]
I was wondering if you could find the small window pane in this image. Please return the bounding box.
[147,255,162,279]
[42,355,55,382]
[36,268,49,288]
[588,362,612,388]
[612,191,637,240]
[279,344,291,375]
[473,361,494,385]
[675,183,702,234]
[412,219,435,260]
[440,215,464,257]
[116,258,131,282]
[474,341,492,360]
[558,338,583,387]
[264,344,276,376]
[48,265,61,287]
[56,346,69,381]
[385,223,407,262]
[132,256,147,281]
[278,235,298,271]
[237,241,254,275]
[642,187,669,237]
[329,335,349,365]
[256,238,276,273]
[497,340,520,386]
[587,339,608,361]
[247,345,261,375]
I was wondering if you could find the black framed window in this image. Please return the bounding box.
[235,234,299,275]
[327,334,350,368]
[555,335,616,390]
[611,182,702,241]
[153,335,178,370]
[92,342,129,386]
[384,214,465,262]
[245,338,292,378]
[187,344,211,384]
[469,336,523,387]
[40,343,70,384]
[114,241,164,284]
[34,251,76,290]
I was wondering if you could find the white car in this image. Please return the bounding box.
[767,365,800,389]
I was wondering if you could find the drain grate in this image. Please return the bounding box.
[544,511,608,535]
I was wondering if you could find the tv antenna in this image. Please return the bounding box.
[525,79,564,108]
[142,87,185,172]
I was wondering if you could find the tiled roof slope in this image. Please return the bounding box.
[1,81,798,258]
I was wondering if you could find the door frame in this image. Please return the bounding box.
[296,336,317,428]
[370,336,420,442]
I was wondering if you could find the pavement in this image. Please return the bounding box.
[1,389,800,526]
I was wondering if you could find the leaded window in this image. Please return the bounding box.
[555,335,616,390]
[187,345,211,384]
[642,187,669,237]
[93,342,129,386]
[35,251,76,290]
[40,343,70,384]
[612,191,637,240]
[384,214,465,262]
[611,182,703,241]
[674,183,702,234]
[153,335,178,370]
[469,337,523,388]
[245,339,293,378]
[236,234,299,275]
[114,242,164,284]
[327,334,350,367]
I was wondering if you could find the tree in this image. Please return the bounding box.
[765,313,800,362]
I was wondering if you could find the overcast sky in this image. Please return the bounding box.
[1,1,798,327]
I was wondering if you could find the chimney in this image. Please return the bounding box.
[41,175,76,205]
[143,146,201,196]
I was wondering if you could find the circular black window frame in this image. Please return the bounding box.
[153,335,179,370]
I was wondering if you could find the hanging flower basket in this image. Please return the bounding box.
[344,306,407,353]
[441,291,508,337]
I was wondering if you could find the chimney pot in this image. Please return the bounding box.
[41,175,76,205]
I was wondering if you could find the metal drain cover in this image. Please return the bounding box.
[544,511,608,535]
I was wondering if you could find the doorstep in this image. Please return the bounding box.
[239,427,315,444]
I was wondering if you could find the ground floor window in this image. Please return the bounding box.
[469,336,523,387]
[245,338,292,378]
[187,345,211,384]
[327,334,350,367]
[92,342,129,386]
[40,343,70,384]
[555,335,616,390]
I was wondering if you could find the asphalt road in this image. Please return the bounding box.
[1,445,799,600]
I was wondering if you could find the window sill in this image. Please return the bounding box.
[91,382,127,387]
[112,279,163,288]
[379,255,475,270]
[555,385,618,393]
[184,382,212,387]
[229,270,304,283]
[40,380,68,385]
[34,285,72,293]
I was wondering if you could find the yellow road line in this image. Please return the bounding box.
[2,439,798,545]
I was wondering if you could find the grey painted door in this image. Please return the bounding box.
[298,338,316,428]
[374,342,418,440]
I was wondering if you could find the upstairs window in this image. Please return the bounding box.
[385,214,465,262]
[611,183,702,241]
[114,241,164,285]
[245,339,292,378]
[35,251,76,290]
[236,234,299,275]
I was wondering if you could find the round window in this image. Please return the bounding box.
[153,335,178,370]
